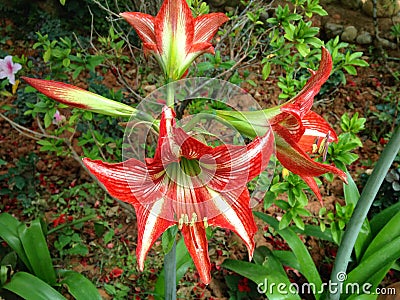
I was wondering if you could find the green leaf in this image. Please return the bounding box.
[262,62,271,80]
[291,224,334,242]
[223,249,301,299]
[161,226,178,254]
[345,236,400,289]
[254,212,322,299]
[0,213,32,271]
[361,210,400,261]
[271,250,301,271]
[58,270,102,300]
[343,65,357,75]
[370,201,400,236]
[18,219,56,285]
[3,272,67,300]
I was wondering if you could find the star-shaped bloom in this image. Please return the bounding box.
[0,55,22,85]
[120,0,229,80]
[270,47,347,201]
[83,106,274,284]
[216,48,347,202]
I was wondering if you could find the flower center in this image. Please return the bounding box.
[179,157,201,177]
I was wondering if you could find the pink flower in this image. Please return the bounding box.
[0,56,22,85]
[52,110,65,125]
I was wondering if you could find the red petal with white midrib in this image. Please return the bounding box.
[181,222,211,284]
[134,202,175,271]
[298,110,338,152]
[120,12,156,45]
[193,13,229,43]
[275,123,347,188]
[155,0,194,56]
[208,188,257,259]
[283,47,332,118]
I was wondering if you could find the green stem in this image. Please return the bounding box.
[166,80,175,108]
[164,239,176,300]
[328,126,400,300]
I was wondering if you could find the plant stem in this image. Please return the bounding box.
[328,126,400,300]
[164,239,177,300]
[166,80,175,108]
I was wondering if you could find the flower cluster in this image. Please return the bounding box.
[23,0,347,284]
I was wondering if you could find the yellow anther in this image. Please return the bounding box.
[203,217,208,228]
[178,214,184,229]
[312,137,319,154]
[184,214,189,224]
[190,213,198,226]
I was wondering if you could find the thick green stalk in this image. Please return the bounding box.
[166,80,175,108]
[164,239,176,300]
[328,126,400,300]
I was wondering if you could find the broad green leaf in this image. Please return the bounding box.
[291,225,334,243]
[361,210,400,261]
[161,225,178,254]
[271,250,301,271]
[345,235,400,287]
[58,270,101,300]
[0,213,32,271]
[346,294,378,300]
[254,212,322,299]
[370,201,400,236]
[18,219,56,285]
[3,272,67,300]
[223,249,301,300]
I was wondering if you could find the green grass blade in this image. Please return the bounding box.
[18,219,56,285]
[3,272,66,300]
[58,270,101,300]
[0,213,32,271]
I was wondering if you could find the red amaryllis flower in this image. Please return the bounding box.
[83,106,274,284]
[216,48,347,202]
[270,47,347,201]
[120,0,229,80]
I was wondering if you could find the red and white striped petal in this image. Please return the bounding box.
[282,47,332,118]
[181,222,211,284]
[120,12,156,45]
[193,13,229,43]
[82,158,169,207]
[134,202,175,271]
[22,77,137,117]
[208,188,257,259]
[274,124,347,201]
[298,110,338,152]
[155,0,194,78]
